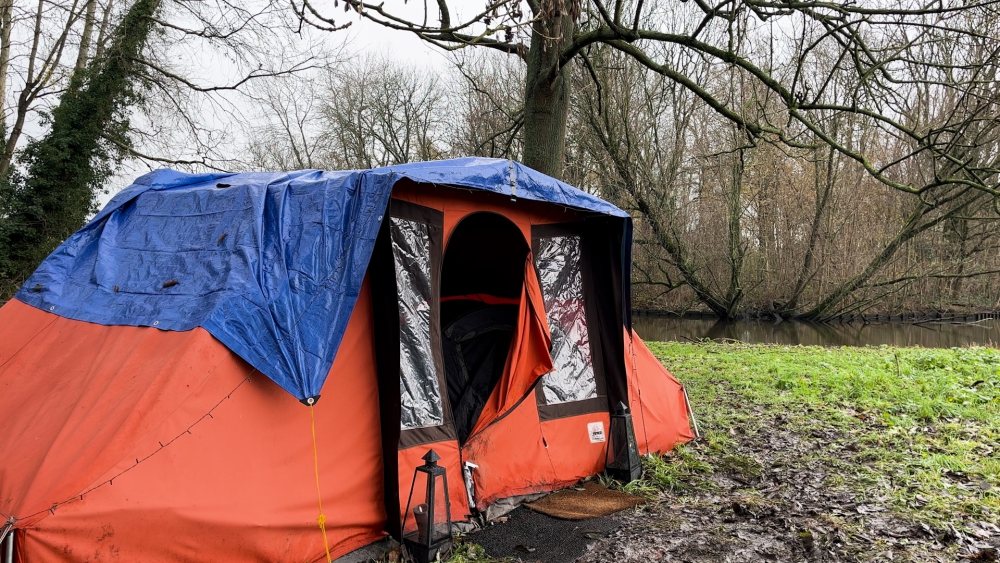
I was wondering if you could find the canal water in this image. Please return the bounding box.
[632,315,1000,348]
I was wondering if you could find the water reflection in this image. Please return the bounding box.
[632,316,1000,348]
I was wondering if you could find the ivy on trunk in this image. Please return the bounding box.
[0,0,161,298]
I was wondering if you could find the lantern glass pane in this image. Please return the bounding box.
[431,472,450,543]
[609,417,629,466]
[404,470,432,541]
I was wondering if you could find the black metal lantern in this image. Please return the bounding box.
[402,449,453,563]
[605,401,642,482]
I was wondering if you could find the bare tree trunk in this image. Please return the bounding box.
[801,193,981,319]
[0,0,12,119]
[75,0,98,71]
[95,0,114,60]
[949,218,969,302]
[784,144,835,312]
[522,13,574,179]
[724,146,746,317]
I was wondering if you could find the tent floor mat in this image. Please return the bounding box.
[470,506,620,563]
[524,481,645,520]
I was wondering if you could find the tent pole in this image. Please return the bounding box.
[682,386,701,440]
[3,527,12,563]
[0,519,12,563]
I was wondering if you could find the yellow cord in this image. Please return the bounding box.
[310,404,332,563]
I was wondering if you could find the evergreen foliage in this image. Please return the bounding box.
[0,0,160,300]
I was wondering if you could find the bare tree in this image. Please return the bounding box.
[447,49,524,160]
[319,53,447,169]
[0,0,336,301]
[284,1,1000,204]
[570,9,1000,319]
[240,72,333,170]
[0,0,327,180]
[115,0,329,171]
[0,0,93,178]
[244,0,1000,318]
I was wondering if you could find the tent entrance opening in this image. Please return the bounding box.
[440,213,529,444]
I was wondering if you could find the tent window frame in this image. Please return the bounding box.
[532,223,609,421]
[390,199,457,449]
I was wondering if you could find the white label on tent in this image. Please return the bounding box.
[587,422,606,443]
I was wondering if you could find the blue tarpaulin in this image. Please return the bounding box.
[16,158,629,402]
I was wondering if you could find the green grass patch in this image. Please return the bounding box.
[444,538,511,563]
[603,445,716,497]
[644,342,1000,527]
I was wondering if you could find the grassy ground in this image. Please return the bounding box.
[650,342,999,525]
[437,342,1000,562]
[583,342,1000,562]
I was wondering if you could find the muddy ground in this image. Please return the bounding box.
[578,398,999,562]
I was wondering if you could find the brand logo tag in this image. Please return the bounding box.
[588,422,606,443]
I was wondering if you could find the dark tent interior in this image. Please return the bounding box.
[440,213,529,442]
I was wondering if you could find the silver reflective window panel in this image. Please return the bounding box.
[391,217,444,429]
[536,235,598,404]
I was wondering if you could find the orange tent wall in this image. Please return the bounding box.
[457,327,696,514]
[442,328,694,513]
[462,395,610,510]
[0,281,388,563]
[537,413,610,488]
[624,329,696,455]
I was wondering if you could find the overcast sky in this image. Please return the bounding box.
[100,2,484,205]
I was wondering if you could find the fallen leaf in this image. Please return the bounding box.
[961,548,998,562]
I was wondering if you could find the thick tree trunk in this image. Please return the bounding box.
[522,13,574,179]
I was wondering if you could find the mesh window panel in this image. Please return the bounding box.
[392,217,444,429]
[536,235,598,404]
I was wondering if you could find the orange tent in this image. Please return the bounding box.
[0,159,695,562]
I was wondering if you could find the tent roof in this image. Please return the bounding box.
[16,158,628,401]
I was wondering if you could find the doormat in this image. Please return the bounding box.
[524,481,644,520]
